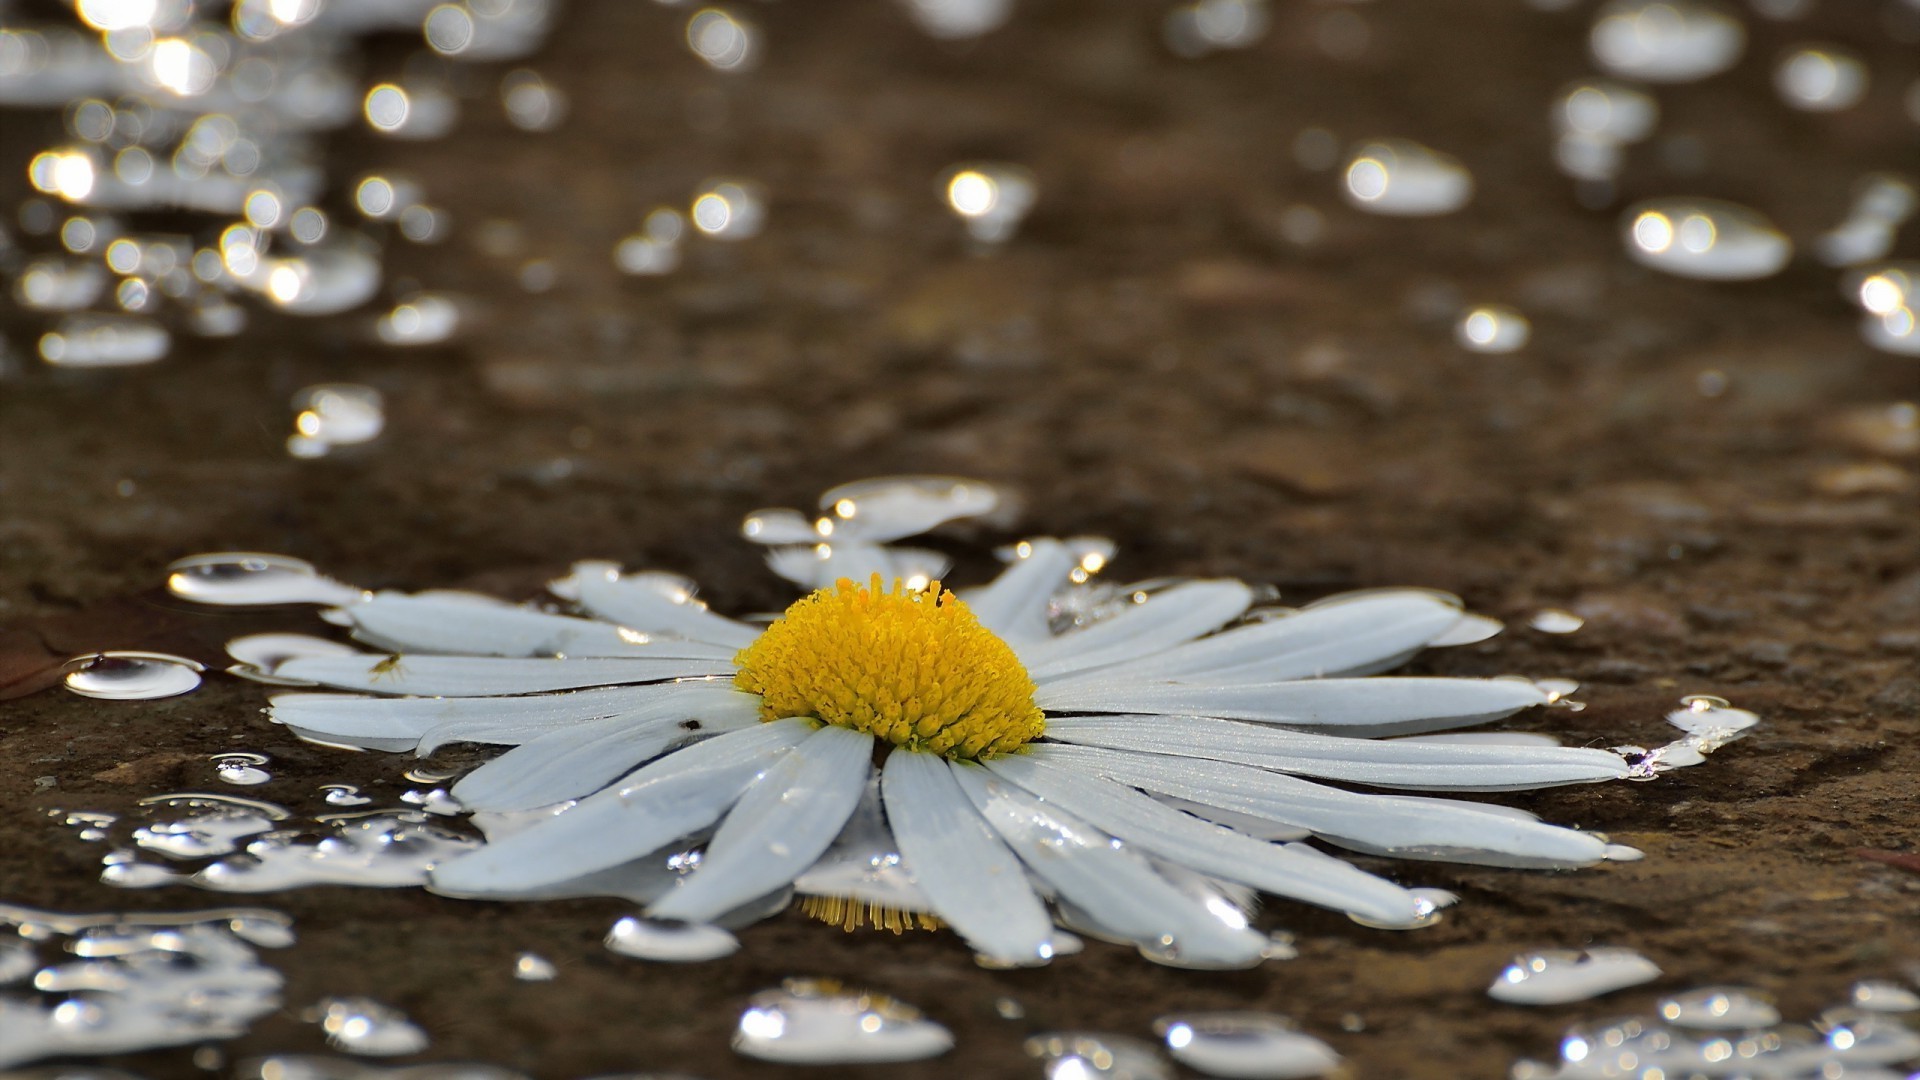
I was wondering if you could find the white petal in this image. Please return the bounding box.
[1021,580,1254,679]
[950,763,1269,968]
[817,475,1002,543]
[416,687,760,754]
[740,508,823,545]
[1037,676,1550,737]
[963,539,1076,644]
[554,565,760,649]
[1033,743,1613,869]
[648,725,872,922]
[337,592,737,658]
[984,754,1421,925]
[1044,715,1629,790]
[430,719,813,894]
[273,655,732,696]
[880,751,1054,964]
[451,704,759,812]
[1051,590,1464,685]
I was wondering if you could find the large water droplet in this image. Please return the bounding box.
[1775,43,1868,112]
[732,980,953,1064]
[604,916,738,963]
[1157,1012,1342,1079]
[211,753,273,787]
[38,313,169,367]
[1489,947,1663,1005]
[1455,305,1531,353]
[1658,986,1782,1029]
[314,996,430,1056]
[1341,138,1473,216]
[166,552,366,607]
[1025,1032,1174,1079]
[1591,0,1745,83]
[62,652,204,700]
[1623,198,1791,280]
[944,163,1037,244]
[287,383,384,459]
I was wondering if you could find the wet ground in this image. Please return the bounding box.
[3,0,1920,1076]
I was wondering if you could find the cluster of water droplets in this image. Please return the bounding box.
[1512,974,1920,1079]
[1618,694,1760,779]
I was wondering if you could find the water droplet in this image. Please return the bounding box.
[1156,1012,1341,1079]
[1819,175,1916,267]
[1489,947,1663,1005]
[690,178,766,240]
[14,254,105,310]
[321,784,373,807]
[129,794,287,859]
[901,0,1014,39]
[686,9,759,72]
[604,916,738,962]
[501,68,565,131]
[1658,986,1783,1028]
[38,313,169,367]
[374,293,463,346]
[1591,0,1745,83]
[1623,198,1791,280]
[211,753,273,787]
[1455,305,1531,353]
[167,552,366,607]
[1163,0,1271,58]
[257,238,383,315]
[1341,138,1473,216]
[1851,980,1920,1013]
[314,996,430,1056]
[734,980,953,1064]
[1529,609,1586,634]
[62,652,204,700]
[1025,1032,1173,1079]
[1776,44,1868,112]
[288,383,385,459]
[512,953,557,981]
[943,163,1037,244]
[364,80,458,140]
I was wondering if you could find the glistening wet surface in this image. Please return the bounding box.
[2,0,1919,1077]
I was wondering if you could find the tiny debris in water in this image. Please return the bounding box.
[1489,947,1663,1005]
[733,979,953,1064]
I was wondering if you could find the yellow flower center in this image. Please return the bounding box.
[733,575,1045,760]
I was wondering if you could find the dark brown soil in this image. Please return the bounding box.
[2,1,1918,1076]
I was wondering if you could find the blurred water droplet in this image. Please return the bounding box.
[258,239,383,315]
[288,383,385,458]
[686,8,759,72]
[944,163,1037,244]
[512,952,557,981]
[604,916,739,962]
[1156,1012,1341,1079]
[690,178,766,240]
[212,753,273,787]
[39,313,169,367]
[1025,1032,1173,1079]
[364,79,458,140]
[1658,987,1783,1028]
[1623,197,1791,280]
[62,652,204,700]
[1529,609,1585,634]
[1455,305,1531,353]
[900,0,1014,39]
[1775,43,1867,111]
[166,551,366,606]
[1341,138,1473,216]
[1489,947,1662,1005]
[615,208,686,275]
[733,980,953,1064]
[15,255,106,310]
[321,784,373,807]
[1164,0,1270,58]
[1851,981,1920,1013]
[375,294,462,345]
[314,996,430,1056]
[1819,175,1917,268]
[501,68,565,131]
[1591,0,1745,83]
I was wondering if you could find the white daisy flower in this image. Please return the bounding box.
[173,477,1646,970]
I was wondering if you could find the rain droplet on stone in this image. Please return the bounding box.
[1776,44,1868,112]
[690,178,766,240]
[1025,1032,1173,1080]
[15,255,106,311]
[314,996,430,1056]
[1489,948,1663,1005]
[1529,609,1586,634]
[513,953,557,981]
[1341,138,1473,216]
[39,313,169,368]
[1818,175,1916,267]
[62,652,204,700]
[1156,1012,1342,1079]
[686,8,759,72]
[1163,0,1271,58]
[944,163,1037,244]
[1591,0,1745,83]
[1851,981,1920,1013]
[363,80,459,140]
[1624,198,1791,280]
[375,294,462,346]
[734,980,953,1065]
[604,916,738,963]
[211,753,273,787]
[320,784,373,807]
[1658,986,1783,1029]
[501,68,566,131]
[288,383,384,459]
[1455,305,1530,353]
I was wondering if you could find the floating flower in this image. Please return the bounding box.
[172,477,1649,969]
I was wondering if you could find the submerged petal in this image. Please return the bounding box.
[880,751,1055,964]
[552,564,761,648]
[648,725,873,922]
[274,655,732,696]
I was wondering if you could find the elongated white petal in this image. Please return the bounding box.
[417,687,760,755]
[1049,590,1464,686]
[648,726,872,922]
[1037,676,1550,737]
[951,763,1269,968]
[964,539,1076,644]
[983,755,1421,925]
[451,700,760,812]
[1045,715,1629,790]
[336,592,735,659]
[1021,580,1254,679]
[273,655,732,696]
[430,719,814,894]
[556,566,761,649]
[881,751,1054,964]
[268,684,758,753]
[1033,744,1614,869]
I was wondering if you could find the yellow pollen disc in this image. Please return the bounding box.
[733,574,1045,760]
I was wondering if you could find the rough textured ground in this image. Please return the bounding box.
[2,0,1918,1076]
